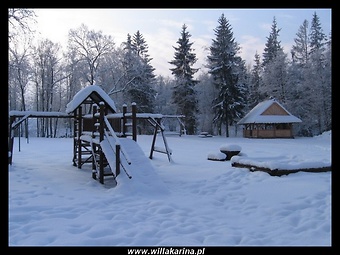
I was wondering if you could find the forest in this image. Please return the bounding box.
[8,9,331,138]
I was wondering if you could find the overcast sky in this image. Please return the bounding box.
[31,8,332,78]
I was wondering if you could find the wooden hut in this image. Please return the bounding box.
[237,99,302,138]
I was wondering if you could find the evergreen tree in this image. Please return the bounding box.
[287,19,310,133]
[249,52,263,108]
[261,17,288,102]
[323,33,332,131]
[261,50,289,103]
[291,19,309,66]
[132,31,156,113]
[207,13,247,137]
[169,24,199,135]
[288,12,330,136]
[303,12,330,135]
[122,33,138,99]
[262,17,283,67]
[309,12,327,55]
[123,31,156,113]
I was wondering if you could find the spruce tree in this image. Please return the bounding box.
[207,13,247,137]
[287,19,310,131]
[122,33,136,81]
[291,19,309,66]
[304,12,330,135]
[249,52,263,108]
[123,31,156,113]
[169,24,199,135]
[261,16,288,102]
[309,12,327,55]
[262,17,283,67]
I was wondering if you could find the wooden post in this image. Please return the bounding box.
[132,102,137,141]
[25,118,29,144]
[99,103,104,142]
[177,117,182,136]
[92,104,97,138]
[77,106,82,168]
[91,105,97,174]
[122,104,127,137]
[149,123,158,159]
[8,116,15,165]
[116,144,120,176]
[72,111,77,166]
[18,123,21,152]
[99,102,105,184]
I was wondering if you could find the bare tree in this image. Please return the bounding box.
[8,8,36,43]
[67,24,115,86]
[32,39,65,137]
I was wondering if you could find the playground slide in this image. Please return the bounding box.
[114,138,170,195]
[100,139,122,176]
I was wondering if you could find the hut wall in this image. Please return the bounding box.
[243,128,293,138]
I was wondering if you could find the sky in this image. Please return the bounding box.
[8,127,332,247]
[29,8,332,78]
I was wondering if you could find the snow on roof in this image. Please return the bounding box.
[237,99,302,124]
[65,85,117,114]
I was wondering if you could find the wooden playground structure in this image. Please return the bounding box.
[8,85,184,185]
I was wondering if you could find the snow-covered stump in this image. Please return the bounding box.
[207,151,227,161]
[219,144,242,160]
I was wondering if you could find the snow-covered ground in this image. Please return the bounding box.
[8,131,332,247]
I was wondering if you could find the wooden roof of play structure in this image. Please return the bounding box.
[66,85,117,114]
[237,99,302,125]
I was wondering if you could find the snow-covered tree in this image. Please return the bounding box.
[129,30,157,113]
[291,19,309,66]
[248,52,263,108]
[153,76,176,115]
[260,17,290,103]
[8,36,34,139]
[195,73,217,134]
[8,8,36,43]
[323,33,332,131]
[286,19,310,134]
[67,24,115,86]
[309,12,327,56]
[8,8,37,138]
[169,24,199,135]
[31,39,65,137]
[287,12,331,136]
[207,13,247,137]
[121,31,156,113]
[262,17,283,67]
[8,37,32,112]
[303,12,330,135]
[261,50,289,103]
